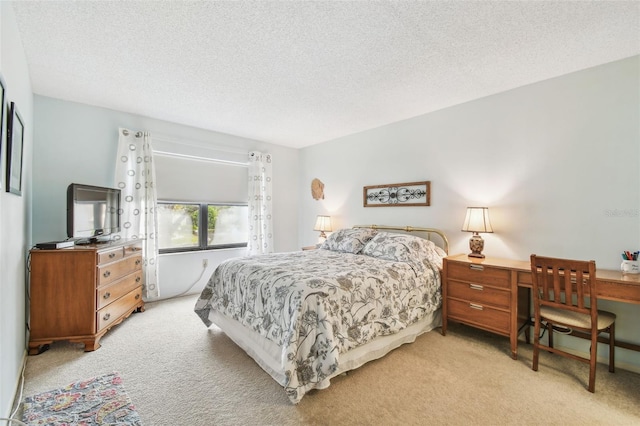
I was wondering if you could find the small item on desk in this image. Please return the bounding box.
[621,251,640,274]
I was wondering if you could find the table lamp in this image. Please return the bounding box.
[314,215,332,239]
[461,207,493,258]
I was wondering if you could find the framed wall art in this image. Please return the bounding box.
[363,181,430,207]
[0,74,5,189]
[6,102,25,196]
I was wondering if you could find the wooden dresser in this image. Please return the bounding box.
[28,239,145,354]
[442,254,530,359]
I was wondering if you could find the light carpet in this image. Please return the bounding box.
[18,295,640,425]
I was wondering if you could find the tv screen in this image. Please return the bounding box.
[67,183,121,242]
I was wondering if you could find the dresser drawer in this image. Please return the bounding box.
[447,261,511,288]
[97,247,124,265]
[124,242,143,257]
[97,271,143,310]
[97,287,142,332]
[97,254,142,286]
[447,280,510,309]
[447,298,510,334]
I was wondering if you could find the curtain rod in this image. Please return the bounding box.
[154,150,248,167]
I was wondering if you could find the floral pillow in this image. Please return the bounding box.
[320,228,378,254]
[361,232,442,274]
[422,245,447,270]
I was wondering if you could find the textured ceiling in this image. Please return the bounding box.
[10,1,640,148]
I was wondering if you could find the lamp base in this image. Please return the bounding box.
[468,252,486,258]
[468,233,485,258]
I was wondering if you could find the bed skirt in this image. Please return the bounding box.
[209,308,442,391]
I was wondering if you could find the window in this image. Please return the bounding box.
[158,202,248,253]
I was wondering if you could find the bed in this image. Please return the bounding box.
[194,225,449,403]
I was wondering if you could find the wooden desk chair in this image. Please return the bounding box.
[530,255,616,392]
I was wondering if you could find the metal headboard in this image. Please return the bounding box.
[352,224,449,255]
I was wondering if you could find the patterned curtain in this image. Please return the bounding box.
[114,128,160,299]
[247,151,273,255]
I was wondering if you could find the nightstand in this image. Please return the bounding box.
[442,254,530,359]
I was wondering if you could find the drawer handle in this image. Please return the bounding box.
[109,252,116,259]
[103,313,111,321]
[103,292,111,300]
[469,284,484,291]
[103,270,111,278]
[135,276,141,283]
[469,264,484,271]
[135,259,142,266]
[135,294,140,300]
[469,303,484,311]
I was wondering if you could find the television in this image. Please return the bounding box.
[67,183,121,243]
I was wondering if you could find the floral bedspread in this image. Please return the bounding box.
[194,249,441,403]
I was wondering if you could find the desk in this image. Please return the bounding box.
[442,254,640,359]
[515,261,640,305]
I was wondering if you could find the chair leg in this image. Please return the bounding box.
[547,321,553,350]
[532,318,540,372]
[609,323,615,373]
[588,330,598,393]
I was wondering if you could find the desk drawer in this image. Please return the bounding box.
[447,280,510,309]
[517,271,532,286]
[447,298,510,334]
[447,262,510,288]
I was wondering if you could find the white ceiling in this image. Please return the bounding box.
[10,1,640,149]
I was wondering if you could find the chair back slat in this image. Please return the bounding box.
[530,255,597,317]
[575,269,585,309]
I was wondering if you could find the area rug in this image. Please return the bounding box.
[22,372,142,425]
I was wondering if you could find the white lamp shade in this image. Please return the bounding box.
[314,215,332,232]
[461,207,493,233]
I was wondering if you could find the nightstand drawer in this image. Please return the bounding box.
[447,280,510,309]
[447,298,510,334]
[447,261,510,288]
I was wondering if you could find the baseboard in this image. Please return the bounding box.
[5,350,27,420]
[521,322,640,375]
[558,344,640,375]
[523,334,640,374]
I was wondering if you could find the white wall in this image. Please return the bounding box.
[32,96,300,302]
[0,3,33,419]
[298,56,640,371]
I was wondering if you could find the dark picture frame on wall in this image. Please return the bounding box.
[6,102,25,196]
[0,74,5,190]
[363,181,431,207]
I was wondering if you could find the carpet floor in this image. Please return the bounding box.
[18,295,640,425]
